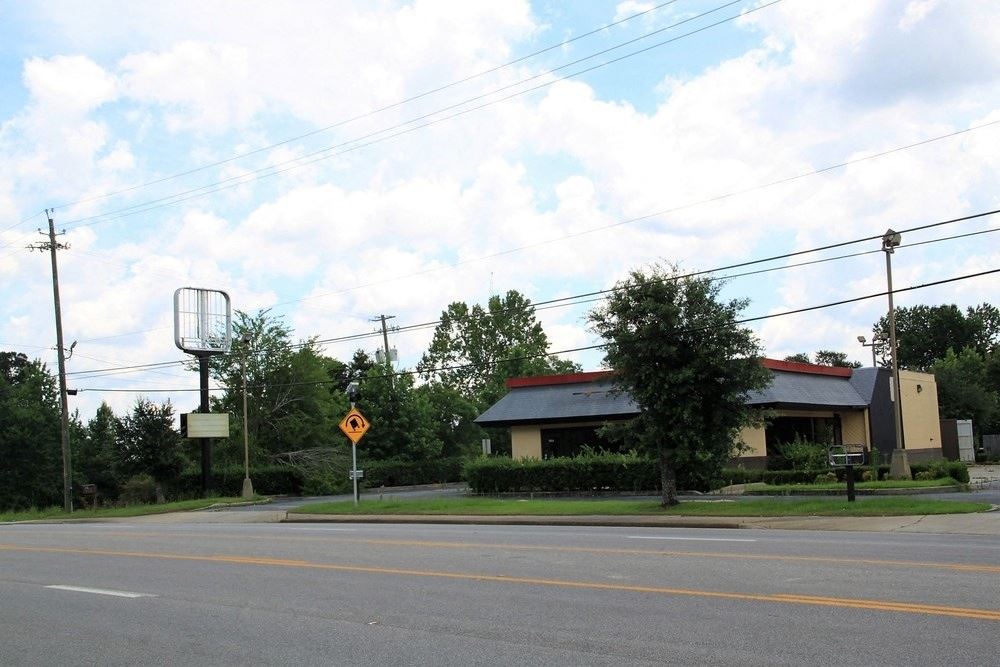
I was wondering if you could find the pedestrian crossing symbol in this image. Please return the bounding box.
[339,407,370,444]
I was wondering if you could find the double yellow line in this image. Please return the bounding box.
[3,542,998,622]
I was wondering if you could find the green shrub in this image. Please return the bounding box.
[776,436,829,471]
[813,472,838,484]
[910,460,968,483]
[301,468,351,496]
[172,465,304,497]
[464,452,700,494]
[119,474,157,505]
[364,457,466,488]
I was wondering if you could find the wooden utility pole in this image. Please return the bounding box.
[371,314,395,382]
[29,210,73,512]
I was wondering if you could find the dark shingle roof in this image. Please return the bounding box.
[474,377,639,426]
[747,370,868,409]
[476,366,871,427]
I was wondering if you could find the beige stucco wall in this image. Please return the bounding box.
[511,425,542,459]
[510,420,628,459]
[738,425,767,457]
[900,370,942,453]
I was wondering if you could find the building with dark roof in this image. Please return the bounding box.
[475,359,943,466]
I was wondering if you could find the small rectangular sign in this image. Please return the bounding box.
[184,413,230,438]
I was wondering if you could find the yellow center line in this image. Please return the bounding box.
[2,542,997,622]
[10,530,1000,575]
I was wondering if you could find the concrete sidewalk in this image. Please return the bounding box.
[283,510,1000,535]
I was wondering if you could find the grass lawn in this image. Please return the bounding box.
[0,497,264,523]
[745,477,964,493]
[291,496,991,517]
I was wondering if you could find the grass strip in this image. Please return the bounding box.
[0,497,264,523]
[291,496,990,517]
[747,477,964,493]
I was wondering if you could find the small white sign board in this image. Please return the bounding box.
[185,413,230,438]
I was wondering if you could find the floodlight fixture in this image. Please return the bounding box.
[882,229,902,253]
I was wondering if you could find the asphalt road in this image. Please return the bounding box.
[1,520,998,665]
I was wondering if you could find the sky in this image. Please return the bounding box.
[1,0,999,420]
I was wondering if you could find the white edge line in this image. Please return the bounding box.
[626,536,757,542]
[46,585,156,598]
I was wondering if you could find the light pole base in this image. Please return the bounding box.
[241,477,255,499]
[888,449,911,480]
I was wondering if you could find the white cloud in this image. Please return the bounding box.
[22,55,118,114]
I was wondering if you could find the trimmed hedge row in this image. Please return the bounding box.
[464,453,660,494]
[362,457,465,488]
[464,456,971,493]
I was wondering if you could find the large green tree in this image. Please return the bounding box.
[352,368,438,462]
[589,266,771,506]
[115,398,186,502]
[0,352,62,510]
[417,290,580,409]
[931,348,999,435]
[784,351,861,368]
[75,402,120,499]
[872,303,999,370]
[208,310,347,464]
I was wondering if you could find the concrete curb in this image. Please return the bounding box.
[283,513,746,529]
[282,511,1000,535]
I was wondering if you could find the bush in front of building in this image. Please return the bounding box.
[910,460,969,483]
[362,457,466,488]
[464,453,704,494]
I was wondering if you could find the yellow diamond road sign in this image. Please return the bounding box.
[339,407,370,444]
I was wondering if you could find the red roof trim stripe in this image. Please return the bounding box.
[505,359,854,389]
[506,371,615,388]
[761,358,853,377]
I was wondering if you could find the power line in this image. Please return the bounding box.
[59,0,777,230]
[48,1,682,212]
[75,266,1000,394]
[249,121,1000,312]
[62,213,999,379]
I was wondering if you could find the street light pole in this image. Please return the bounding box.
[240,334,254,499]
[882,229,911,480]
[857,335,877,368]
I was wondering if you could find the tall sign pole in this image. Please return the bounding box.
[174,287,232,497]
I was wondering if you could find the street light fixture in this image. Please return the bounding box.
[882,229,911,479]
[857,335,878,368]
[240,333,254,499]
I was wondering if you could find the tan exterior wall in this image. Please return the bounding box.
[511,425,541,459]
[738,425,767,457]
[900,370,942,453]
[840,412,868,447]
[510,420,629,459]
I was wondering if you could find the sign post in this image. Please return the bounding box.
[338,406,370,505]
[828,444,866,502]
[174,287,232,497]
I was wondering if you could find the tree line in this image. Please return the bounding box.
[2,279,996,511]
[0,291,576,510]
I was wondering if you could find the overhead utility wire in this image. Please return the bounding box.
[59,0,775,229]
[65,213,998,378]
[255,120,1000,311]
[49,1,681,212]
[76,266,1000,393]
[308,208,1000,338]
